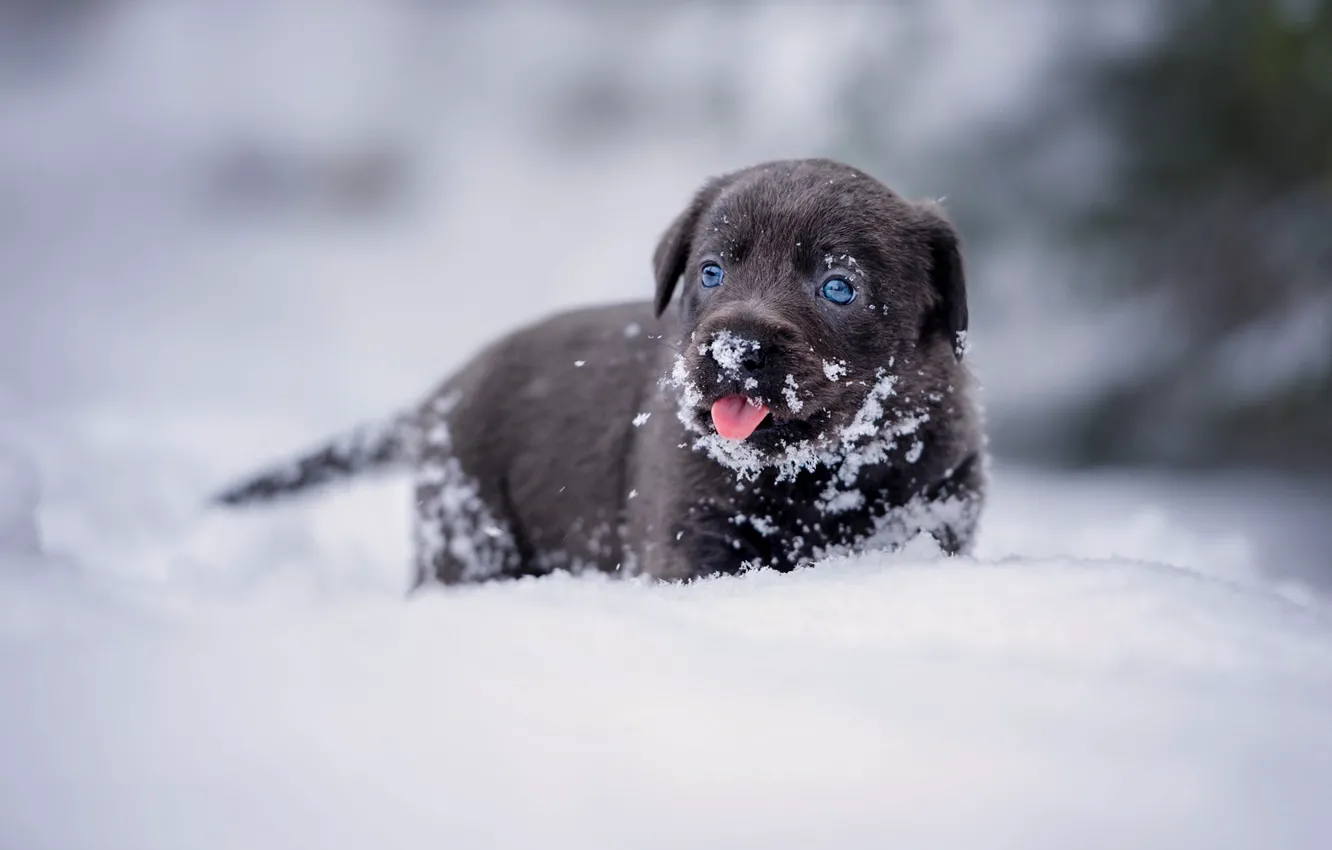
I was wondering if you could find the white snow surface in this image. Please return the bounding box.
[3,448,1332,849]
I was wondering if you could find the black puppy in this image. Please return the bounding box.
[216,159,986,585]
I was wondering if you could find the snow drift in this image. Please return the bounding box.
[2,466,1332,850]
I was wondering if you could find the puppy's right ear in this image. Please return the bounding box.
[652,175,733,318]
[915,201,969,360]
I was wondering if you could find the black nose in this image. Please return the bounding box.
[741,349,765,373]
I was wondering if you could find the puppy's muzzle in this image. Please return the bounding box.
[697,310,800,377]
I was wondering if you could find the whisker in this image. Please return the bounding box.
[646,335,684,355]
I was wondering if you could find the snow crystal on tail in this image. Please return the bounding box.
[213,413,417,505]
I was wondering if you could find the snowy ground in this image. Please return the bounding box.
[4,398,1332,850]
[2,454,1332,850]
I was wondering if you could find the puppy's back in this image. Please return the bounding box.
[421,301,670,575]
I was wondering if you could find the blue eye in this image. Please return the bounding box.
[820,277,856,305]
[700,263,724,288]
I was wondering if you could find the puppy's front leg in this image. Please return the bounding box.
[410,458,521,588]
[653,509,762,582]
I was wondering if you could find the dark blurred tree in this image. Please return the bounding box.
[1063,0,1332,472]
[929,0,1332,474]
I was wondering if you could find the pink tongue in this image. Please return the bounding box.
[711,395,771,441]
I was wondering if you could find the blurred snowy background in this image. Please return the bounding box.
[3,1,1332,848]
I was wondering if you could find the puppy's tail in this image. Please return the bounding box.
[213,412,418,506]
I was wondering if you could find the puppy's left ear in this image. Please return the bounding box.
[917,204,969,360]
[652,174,735,318]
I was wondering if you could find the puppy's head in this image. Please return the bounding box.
[654,159,968,475]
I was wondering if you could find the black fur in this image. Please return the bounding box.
[215,159,986,586]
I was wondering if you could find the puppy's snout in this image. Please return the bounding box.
[701,329,769,379]
[740,348,765,374]
[698,310,806,383]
